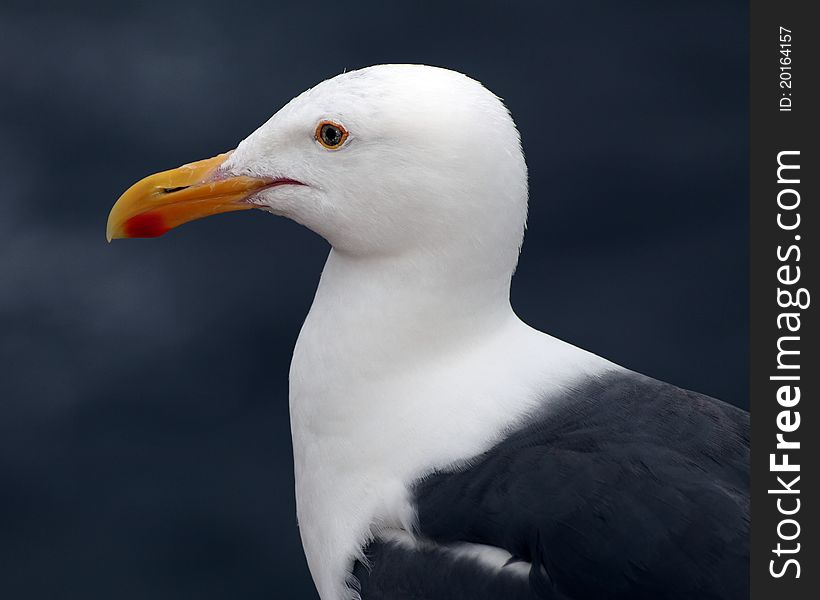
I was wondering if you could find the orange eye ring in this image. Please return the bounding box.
[315,120,349,150]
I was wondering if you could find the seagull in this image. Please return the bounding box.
[107,64,749,600]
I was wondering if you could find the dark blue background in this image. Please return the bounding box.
[0,1,748,598]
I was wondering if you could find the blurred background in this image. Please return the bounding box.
[0,1,748,598]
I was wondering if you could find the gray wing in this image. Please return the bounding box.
[355,372,749,600]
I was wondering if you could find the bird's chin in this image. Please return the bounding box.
[244,179,308,208]
[251,203,286,217]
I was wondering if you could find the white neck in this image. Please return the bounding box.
[288,248,614,600]
[297,247,515,374]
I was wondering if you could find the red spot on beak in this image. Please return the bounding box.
[123,212,169,238]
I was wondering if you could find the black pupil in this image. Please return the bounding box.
[322,125,341,145]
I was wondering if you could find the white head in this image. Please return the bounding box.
[108,65,528,295]
[226,64,527,263]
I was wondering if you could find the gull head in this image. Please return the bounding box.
[107,64,528,270]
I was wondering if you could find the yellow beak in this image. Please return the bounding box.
[106,152,273,241]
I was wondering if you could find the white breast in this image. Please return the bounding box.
[288,252,613,599]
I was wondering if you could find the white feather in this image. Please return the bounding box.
[222,65,616,600]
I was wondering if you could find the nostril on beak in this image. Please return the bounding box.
[161,186,190,194]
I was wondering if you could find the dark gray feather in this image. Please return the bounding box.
[355,371,749,599]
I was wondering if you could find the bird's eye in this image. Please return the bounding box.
[315,121,349,150]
